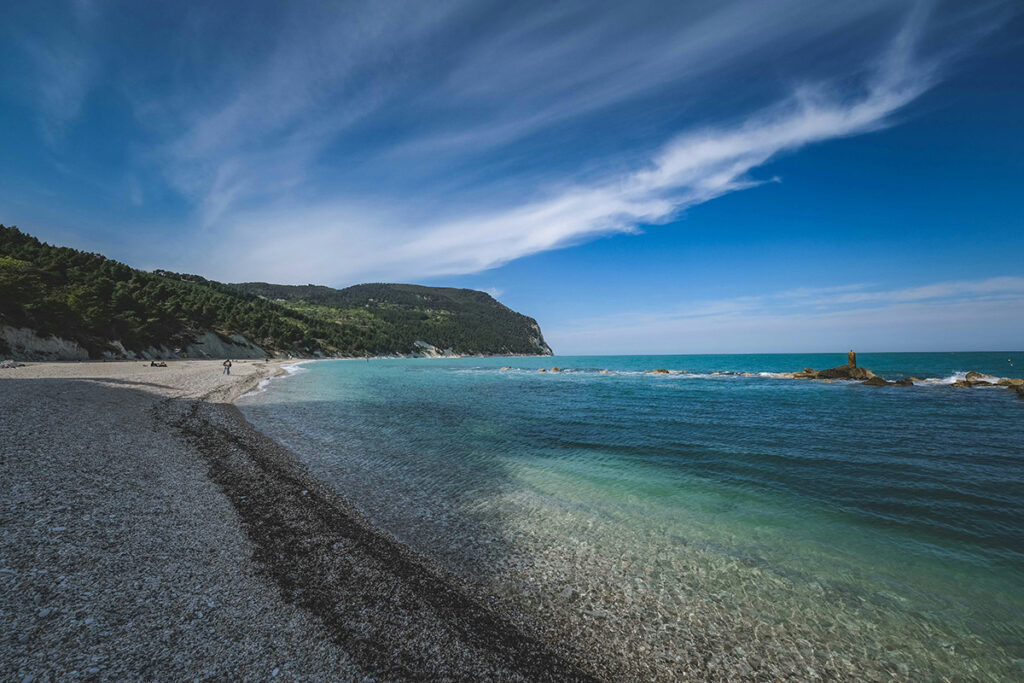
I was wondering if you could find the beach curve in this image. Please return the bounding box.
[0,359,600,681]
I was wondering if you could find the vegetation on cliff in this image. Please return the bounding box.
[0,225,551,358]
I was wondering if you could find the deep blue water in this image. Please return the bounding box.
[239,353,1024,677]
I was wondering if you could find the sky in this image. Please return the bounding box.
[1,0,1022,354]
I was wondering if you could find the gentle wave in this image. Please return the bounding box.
[239,360,312,398]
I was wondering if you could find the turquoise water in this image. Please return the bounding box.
[239,353,1024,679]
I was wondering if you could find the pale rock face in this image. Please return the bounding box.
[411,340,459,358]
[529,323,553,356]
[185,332,266,360]
[0,325,89,361]
[1,325,265,361]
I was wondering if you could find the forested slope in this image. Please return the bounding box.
[0,225,551,359]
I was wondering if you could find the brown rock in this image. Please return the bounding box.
[861,377,891,386]
[892,378,914,386]
[965,371,996,382]
[996,377,1024,386]
[651,369,670,374]
[950,380,972,388]
[815,365,877,380]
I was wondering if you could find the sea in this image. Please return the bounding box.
[237,352,1024,679]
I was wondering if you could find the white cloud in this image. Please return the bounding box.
[544,277,1024,354]
[192,4,937,284]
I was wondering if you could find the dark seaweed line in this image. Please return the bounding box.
[159,396,603,682]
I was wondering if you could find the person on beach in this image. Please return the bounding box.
[222,359,232,375]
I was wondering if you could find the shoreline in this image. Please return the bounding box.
[1,360,600,680]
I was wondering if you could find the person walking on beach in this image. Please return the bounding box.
[222,359,232,375]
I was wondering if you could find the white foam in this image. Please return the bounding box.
[238,360,312,399]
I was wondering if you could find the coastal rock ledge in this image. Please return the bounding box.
[792,365,877,381]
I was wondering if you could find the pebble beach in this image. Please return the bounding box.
[0,360,597,681]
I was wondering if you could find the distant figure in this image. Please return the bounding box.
[848,350,857,368]
[223,359,232,375]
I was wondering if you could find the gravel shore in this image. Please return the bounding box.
[1,360,596,681]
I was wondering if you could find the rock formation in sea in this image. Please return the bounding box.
[790,353,877,381]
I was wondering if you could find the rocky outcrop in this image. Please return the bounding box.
[952,372,1023,388]
[816,365,876,380]
[410,341,460,358]
[792,365,876,381]
[1,359,24,369]
[949,371,1024,396]
[859,377,914,387]
[529,323,553,356]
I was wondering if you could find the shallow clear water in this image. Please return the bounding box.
[239,353,1024,679]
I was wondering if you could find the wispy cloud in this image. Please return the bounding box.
[545,276,1024,353]
[14,3,99,146]
[5,0,1014,289]
[194,2,940,284]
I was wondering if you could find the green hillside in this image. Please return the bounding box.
[0,225,552,359]
[232,282,551,358]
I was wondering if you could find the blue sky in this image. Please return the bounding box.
[1,0,1022,353]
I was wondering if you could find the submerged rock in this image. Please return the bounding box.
[651,369,670,374]
[861,377,892,386]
